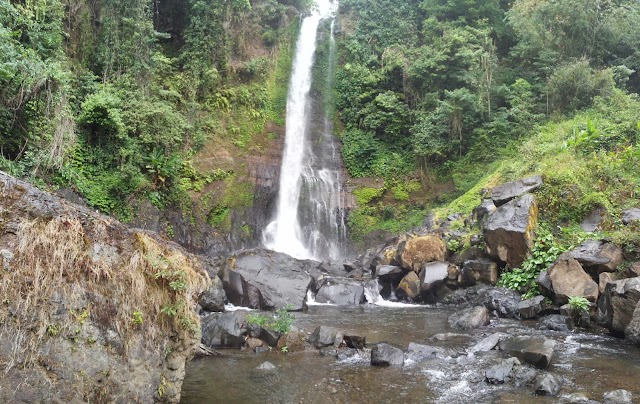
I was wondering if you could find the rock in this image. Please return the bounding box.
[518,296,547,319]
[337,348,361,361]
[363,279,383,303]
[603,389,633,403]
[483,287,521,318]
[397,271,421,299]
[473,199,497,224]
[485,357,520,384]
[596,277,640,335]
[344,335,366,349]
[547,253,599,305]
[448,306,490,330]
[499,336,556,368]
[259,328,282,347]
[371,343,404,367]
[254,346,271,354]
[450,246,486,267]
[470,333,504,353]
[581,207,605,232]
[406,343,455,362]
[460,259,499,286]
[622,208,640,225]
[624,302,640,345]
[397,235,447,272]
[309,326,339,349]
[0,248,13,270]
[315,277,365,305]
[514,366,537,387]
[201,311,247,348]
[559,304,591,328]
[538,315,573,332]
[599,272,621,294]
[245,337,265,350]
[375,265,405,280]
[319,346,338,357]
[420,261,450,291]
[276,330,306,353]
[491,175,543,206]
[537,270,554,299]
[534,373,563,396]
[198,275,227,312]
[221,248,315,311]
[484,194,538,268]
[257,361,276,370]
[563,393,592,403]
[570,240,624,275]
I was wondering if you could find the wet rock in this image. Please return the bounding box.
[491,175,543,207]
[319,346,338,357]
[599,272,621,294]
[514,366,537,387]
[562,393,592,403]
[559,304,591,329]
[622,208,640,225]
[406,343,454,362]
[432,333,468,341]
[198,275,227,312]
[547,253,599,305]
[397,271,421,299]
[397,235,447,272]
[450,246,486,267]
[277,330,305,353]
[473,199,497,224]
[344,335,366,350]
[201,311,247,348]
[538,314,573,332]
[603,389,633,403]
[221,248,315,310]
[596,277,640,335]
[484,194,538,269]
[315,277,365,305]
[420,261,450,291]
[254,346,270,354]
[375,265,405,280]
[518,296,547,319]
[483,287,521,318]
[460,259,499,286]
[570,240,624,275]
[470,332,504,353]
[259,328,282,347]
[485,357,520,384]
[499,336,556,368]
[537,271,554,299]
[245,337,265,350]
[257,361,276,370]
[448,306,490,330]
[534,373,563,396]
[371,343,404,367]
[309,326,339,349]
[337,348,360,361]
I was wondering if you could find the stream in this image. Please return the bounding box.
[180,305,640,403]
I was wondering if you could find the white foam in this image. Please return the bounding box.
[224,304,254,312]
[305,290,336,306]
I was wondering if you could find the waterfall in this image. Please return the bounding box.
[263,0,345,261]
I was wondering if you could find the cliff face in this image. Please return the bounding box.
[0,172,210,403]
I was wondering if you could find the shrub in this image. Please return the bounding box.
[568,296,590,315]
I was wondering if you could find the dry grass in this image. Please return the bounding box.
[0,216,209,372]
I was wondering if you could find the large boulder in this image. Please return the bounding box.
[397,235,447,272]
[534,373,563,396]
[448,306,490,330]
[485,357,520,384]
[499,336,556,368]
[201,311,247,348]
[397,271,421,299]
[547,253,599,305]
[622,208,640,225]
[517,296,547,319]
[596,277,640,336]
[420,261,450,291]
[538,315,573,332]
[375,265,405,280]
[569,240,624,275]
[460,259,499,286]
[469,332,504,353]
[484,194,538,269]
[625,303,640,345]
[221,249,315,311]
[198,275,227,312]
[371,343,404,367]
[472,199,497,224]
[314,277,365,305]
[277,330,306,353]
[491,175,543,207]
[483,287,521,318]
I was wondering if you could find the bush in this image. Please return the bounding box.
[568,296,590,315]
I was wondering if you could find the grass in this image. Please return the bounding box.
[0,215,209,372]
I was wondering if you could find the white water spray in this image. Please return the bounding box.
[263,0,344,261]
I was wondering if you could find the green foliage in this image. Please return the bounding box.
[131,310,144,326]
[353,187,384,205]
[246,305,295,334]
[498,225,563,298]
[568,296,591,315]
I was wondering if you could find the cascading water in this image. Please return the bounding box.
[263,0,345,261]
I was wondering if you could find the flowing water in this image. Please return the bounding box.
[262,0,345,262]
[181,305,640,403]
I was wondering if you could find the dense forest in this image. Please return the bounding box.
[1,0,640,250]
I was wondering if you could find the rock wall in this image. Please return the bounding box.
[0,172,210,403]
